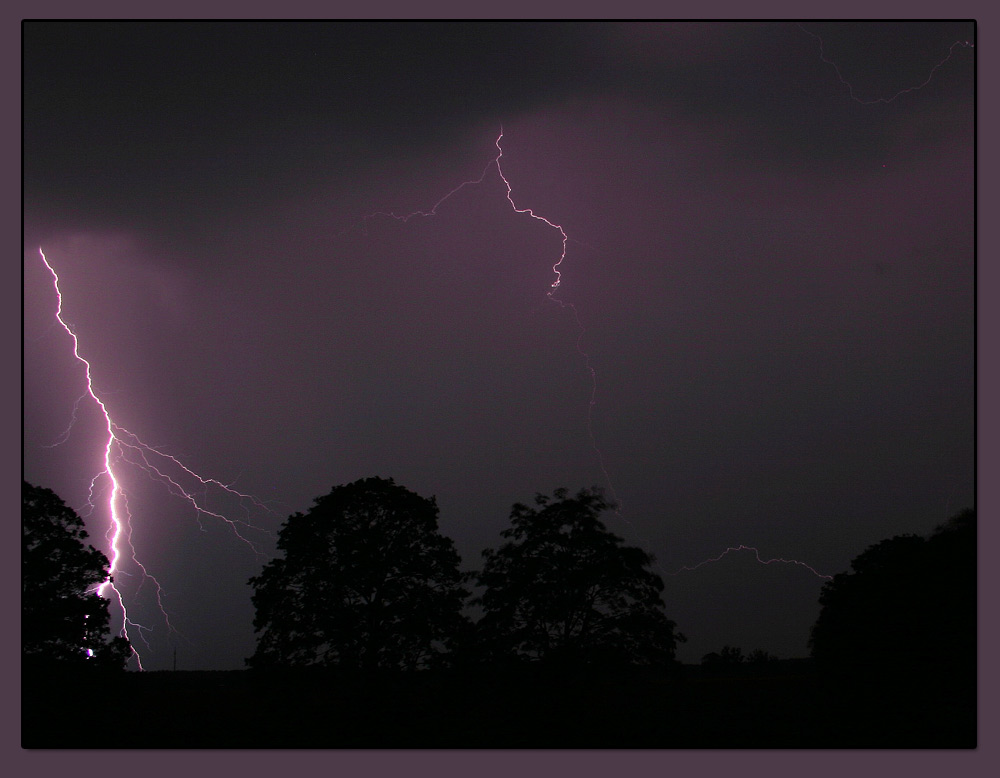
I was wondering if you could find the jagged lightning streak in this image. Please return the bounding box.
[37,248,145,666]
[35,248,274,668]
[363,130,834,582]
[668,545,832,580]
[493,131,568,293]
[797,23,974,104]
[361,130,566,285]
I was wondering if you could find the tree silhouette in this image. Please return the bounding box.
[472,487,684,670]
[809,509,975,685]
[22,481,131,671]
[247,476,468,671]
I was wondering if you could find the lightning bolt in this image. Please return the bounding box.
[35,248,275,669]
[798,23,974,104]
[362,129,833,585]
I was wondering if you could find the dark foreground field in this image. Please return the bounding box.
[22,661,975,749]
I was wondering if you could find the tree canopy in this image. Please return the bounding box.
[809,508,975,683]
[472,487,684,670]
[247,476,468,671]
[22,481,132,671]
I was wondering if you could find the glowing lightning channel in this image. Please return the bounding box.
[797,23,974,105]
[37,248,145,666]
[493,131,569,293]
[36,248,275,669]
[361,129,569,289]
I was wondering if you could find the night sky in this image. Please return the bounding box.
[22,21,975,671]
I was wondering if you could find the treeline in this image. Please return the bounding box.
[21,478,976,679]
[21,479,976,746]
[247,478,683,673]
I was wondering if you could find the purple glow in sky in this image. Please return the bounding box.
[23,22,974,669]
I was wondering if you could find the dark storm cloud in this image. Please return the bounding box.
[24,22,599,240]
[25,21,973,248]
